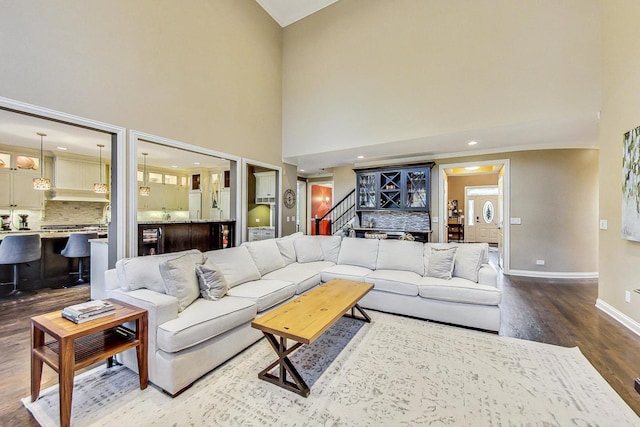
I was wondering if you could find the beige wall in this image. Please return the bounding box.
[599,1,640,321]
[332,148,599,274]
[281,163,298,236]
[447,175,499,214]
[283,0,601,158]
[0,0,283,165]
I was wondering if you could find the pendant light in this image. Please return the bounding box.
[139,152,150,196]
[32,132,51,190]
[94,144,108,194]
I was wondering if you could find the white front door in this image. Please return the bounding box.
[465,187,499,244]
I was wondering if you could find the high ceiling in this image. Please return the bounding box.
[256,0,339,27]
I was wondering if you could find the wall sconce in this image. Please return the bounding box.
[324,196,330,203]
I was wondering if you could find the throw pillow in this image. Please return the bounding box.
[159,253,201,312]
[195,264,228,300]
[452,245,485,282]
[426,247,458,280]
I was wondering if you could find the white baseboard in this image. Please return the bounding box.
[507,269,598,279]
[596,298,640,337]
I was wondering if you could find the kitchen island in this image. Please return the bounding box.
[137,220,235,256]
[0,228,107,292]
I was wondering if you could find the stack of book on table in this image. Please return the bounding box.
[62,300,116,324]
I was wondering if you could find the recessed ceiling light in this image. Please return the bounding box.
[465,166,480,171]
[300,169,305,172]
[468,141,478,146]
[171,165,178,168]
[193,162,201,165]
[357,155,364,159]
[56,146,68,151]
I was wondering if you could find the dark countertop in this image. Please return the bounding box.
[138,219,235,225]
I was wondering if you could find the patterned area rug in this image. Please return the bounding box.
[23,311,640,426]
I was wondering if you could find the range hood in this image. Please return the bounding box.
[46,188,110,203]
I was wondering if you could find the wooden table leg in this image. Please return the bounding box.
[258,332,309,397]
[135,313,148,389]
[30,323,44,402]
[58,337,75,427]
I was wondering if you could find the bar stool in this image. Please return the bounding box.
[61,232,97,286]
[0,234,41,297]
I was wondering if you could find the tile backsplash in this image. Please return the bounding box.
[360,211,431,231]
[42,201,108,225]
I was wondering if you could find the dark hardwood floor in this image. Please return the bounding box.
[2,272,640,425]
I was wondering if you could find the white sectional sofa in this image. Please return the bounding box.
[104,234,500,396]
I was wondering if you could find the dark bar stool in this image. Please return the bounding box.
[61,232,97,286]
[0,234,41,297]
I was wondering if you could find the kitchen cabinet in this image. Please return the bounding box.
[0,168,44,209]
[137,221,235,255]
[54,157,103,191]
[248,227,275,241]
[356,164,433,212]
[254,171,276,204]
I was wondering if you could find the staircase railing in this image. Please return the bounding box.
[314,189,356,235]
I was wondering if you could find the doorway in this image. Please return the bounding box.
[439,159,510,273]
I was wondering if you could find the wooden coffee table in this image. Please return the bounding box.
[30,299,148,427]
[251,278,373,397]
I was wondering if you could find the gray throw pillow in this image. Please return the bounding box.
[196,264,228,301]
[159,253,201,312]
[426,247,458,280]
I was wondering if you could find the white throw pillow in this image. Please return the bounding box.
[242,239,286,275]
[426,247,457,280]
[195,264,228,300]
[294,236,324,263]
[159,253,202,311]
[452,245,485,282]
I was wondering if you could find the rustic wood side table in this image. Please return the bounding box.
[30,299,148,427]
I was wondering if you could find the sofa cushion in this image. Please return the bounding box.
[226,279,296,312]
[376,240,425,275]
[159,253,202,312]
[426,247,457,280]
[294,236,324,263]
[242,239,286,276]
[156,296,257,353]
[337,237,379,269]
[419,277,502,306]
[116,250,204,293]
[452,244,485,282]
[317,235,342,263]
[321,264,373,283]
[276,232,303,265]
[196,264,228,301]
[263,261,333,294]
[366,270,421,296]
[203,246,261,288]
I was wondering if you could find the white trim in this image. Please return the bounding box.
[508,269,599,279]
[129,130,242,254]
[596,298,640,337]
[241,158,283,241]
[438,158,510,273]
[0,96,127,262]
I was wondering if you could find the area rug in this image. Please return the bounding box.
[23,311,640,426]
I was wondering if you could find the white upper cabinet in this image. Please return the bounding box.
[254,171,276,204]
[54,157,102,191]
